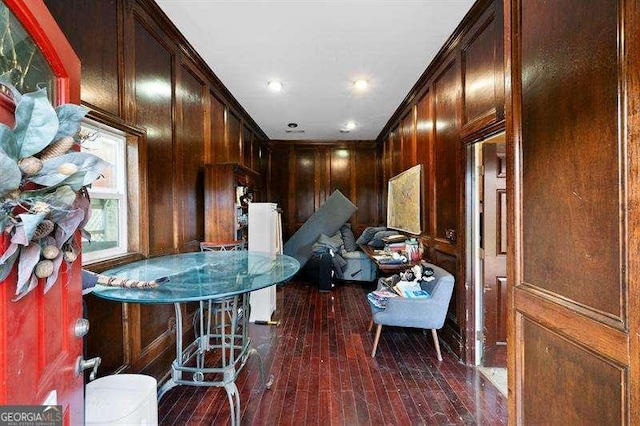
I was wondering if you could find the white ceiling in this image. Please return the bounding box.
[155,0,475,141]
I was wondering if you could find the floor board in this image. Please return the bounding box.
[158,280,507,425]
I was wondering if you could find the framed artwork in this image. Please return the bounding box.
[387,164,422,235]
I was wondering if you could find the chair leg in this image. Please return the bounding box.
[371,324,382,357]
[367,317,374,332]
[431,329,443,361]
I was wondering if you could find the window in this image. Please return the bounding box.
[81,120,128,262]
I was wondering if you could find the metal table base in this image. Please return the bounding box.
[157,293,272,426]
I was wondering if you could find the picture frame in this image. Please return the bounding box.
[387,164,422,235]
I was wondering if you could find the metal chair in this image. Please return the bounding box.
[200,240,247,252]
[195,240,248,351]
[367,262,455,361]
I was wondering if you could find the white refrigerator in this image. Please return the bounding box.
[248,202,282,322]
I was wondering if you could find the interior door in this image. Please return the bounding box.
[507,0,636,422]
[0,1,83,424]
[481,135,507,367]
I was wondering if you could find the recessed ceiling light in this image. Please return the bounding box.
[267,81,283,91]
[353,79,369,91]
[344,121,357,130]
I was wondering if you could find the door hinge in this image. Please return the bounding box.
[476,330,483,341]
[479,165,485,176]
[478,248,485,259]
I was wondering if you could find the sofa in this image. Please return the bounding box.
[367,262,455,360]
[302,224,378,291]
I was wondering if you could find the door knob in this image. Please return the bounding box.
[74,318,90,337]
[76,356,101,381]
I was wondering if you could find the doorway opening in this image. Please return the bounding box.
[466,131,507,394]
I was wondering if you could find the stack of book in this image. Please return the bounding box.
[372,254,406,264]
[367,288,399,308]
[385,242,406,252]
[381,234,406,244]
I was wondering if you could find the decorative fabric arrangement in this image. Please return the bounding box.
[82,270,167,293]
[0,84,108,300]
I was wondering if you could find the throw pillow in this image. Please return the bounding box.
[340,223,357,252]
[316,232,344,253]
[355,226,387,245]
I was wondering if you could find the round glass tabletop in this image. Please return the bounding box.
[91,251,300,304]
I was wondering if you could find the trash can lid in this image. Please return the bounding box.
[85,374,157,423]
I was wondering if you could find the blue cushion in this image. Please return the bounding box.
[340,224,357,252]
[356,226,387,245]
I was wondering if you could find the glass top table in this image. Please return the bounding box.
[93,251,300,303]
[93,251,300,426]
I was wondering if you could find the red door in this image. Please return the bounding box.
[481,136,508,367]
[0,1,82,424]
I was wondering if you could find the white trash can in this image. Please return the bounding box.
[85,374,158,425]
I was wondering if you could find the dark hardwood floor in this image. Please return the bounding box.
[158,280,507,425]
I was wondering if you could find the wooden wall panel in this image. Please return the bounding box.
[243,125,252,168]
[461,2,503,135]
[520,0,621,318]
[390,126,402,177]
[415,90,433,239]
[225,110,241,163]
[294,148,317,225]
[85,295,125,373]
[44,0,120,115]
[134,18,175,255]
[253,137,263,180]
[521,318,623,424]
[177,65,205,251]
[354,146,380,235]
[433,59,461,242]
[268,144,291,237]
[507,0,638,421]
[209,92,225,163]
[140,304,173,348]
[400,109,416,168]
[330,148,351,198]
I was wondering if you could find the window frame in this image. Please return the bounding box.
[80,112,148,270]
[81,119,129,262]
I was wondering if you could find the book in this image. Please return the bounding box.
[381,234,406,244]
[367,289,398,308]
[372,255,405,264]
[386,242,406,251]
[393,280,432,298]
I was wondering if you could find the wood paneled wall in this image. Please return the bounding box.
[506,0,639,421]
[268,141,382,240]
[45,0,268,380]
[377,0,504,360]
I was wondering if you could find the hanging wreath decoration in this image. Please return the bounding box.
[0,83,108,301]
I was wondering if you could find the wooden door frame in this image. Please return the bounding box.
[462,127,506,366]
[465,140,484,365]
